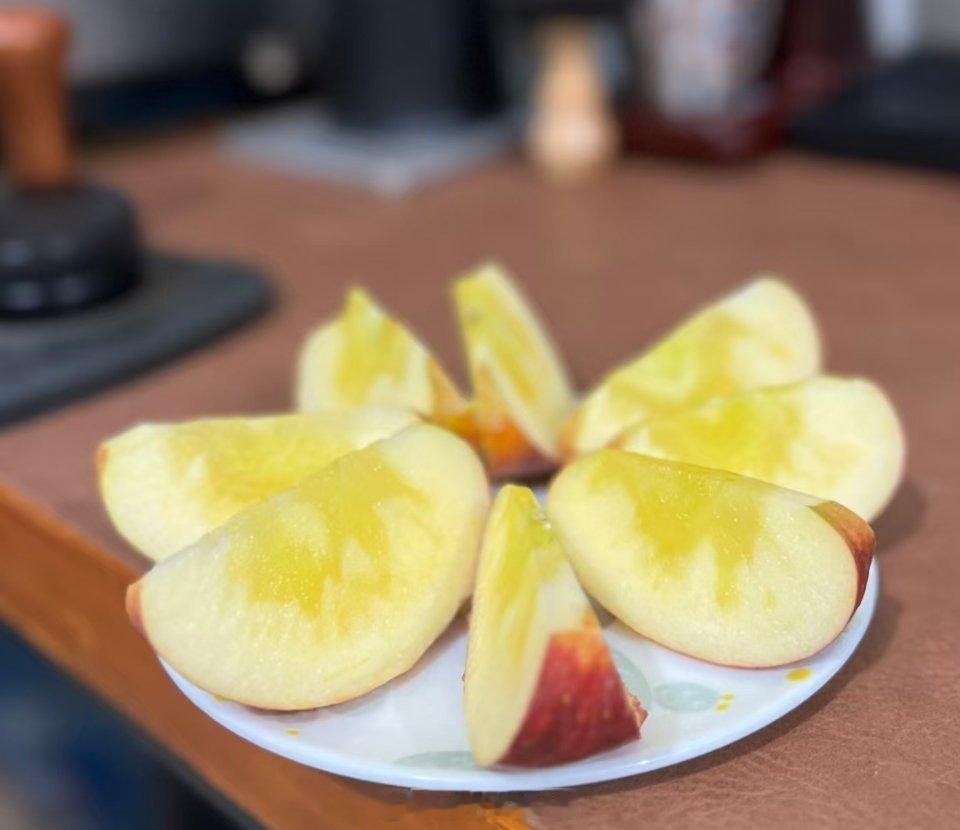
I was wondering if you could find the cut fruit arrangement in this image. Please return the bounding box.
[101,263,904,771]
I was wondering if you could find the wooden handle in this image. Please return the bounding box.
[0,7,74,188]
[527,20,618,185]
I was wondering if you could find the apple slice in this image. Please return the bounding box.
[453,263,576,478]
[465,485,644,767]
[616,377,905,521]
[296,287,474,440]
[548,450,874,668]
[561,277,821,456]
[99,407,417,562]
[127,424,489,710]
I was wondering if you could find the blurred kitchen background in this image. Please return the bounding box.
[1,0,959,827]
[11,0,960,182]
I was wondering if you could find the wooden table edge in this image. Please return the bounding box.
[0,481,530,830]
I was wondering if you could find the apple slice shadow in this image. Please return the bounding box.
[578,585,903,796]
[871,478,925,555]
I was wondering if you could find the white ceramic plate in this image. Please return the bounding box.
[163,560,878,792]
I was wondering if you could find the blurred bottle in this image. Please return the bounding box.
[777,0,868,112]
[527,20,619,184]
[863,0,920,61]
[327,0,502,130]
[620,0,867,161]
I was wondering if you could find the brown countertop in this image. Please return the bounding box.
[1,130,958,828]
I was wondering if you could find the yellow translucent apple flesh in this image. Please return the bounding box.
[99,407,418,562]
[548,451,874,668]
[465,486,644,767]
[296,287,474,439]
[562,277,822,456]
[127,424,490,710]
[453,263,575,479]
[616,376,905,521]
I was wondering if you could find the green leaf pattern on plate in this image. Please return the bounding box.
[610,648,653,709]
[395,751,480,770]
[654,682,720,712]
[392,661,734,770]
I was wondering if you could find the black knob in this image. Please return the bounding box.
[0,185,141,316]
[0,9,141,318]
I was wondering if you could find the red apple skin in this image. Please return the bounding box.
[556,409,582,460]
[126,580,145,636]
[812,501,875,610]
[479,414,558,480]
[499,623,645,767]
[427,362,480,448]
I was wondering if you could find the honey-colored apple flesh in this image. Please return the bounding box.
[501,624,644,767]
[99,408,419,562]
[428,363,481,448]
[465,485,643,767]
[473,369,558,479]
[616,376,905,522]
[130,424,489,710]
[297,288,472,436]
[562,277,821,456]
[453,264,575,478]
[548,450,874,668]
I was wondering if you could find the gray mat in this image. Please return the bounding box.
[224,103,518,197]
[0,253,271,428]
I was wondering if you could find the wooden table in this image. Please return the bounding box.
[2,130,958,829]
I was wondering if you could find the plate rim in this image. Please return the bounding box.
[163,560,879,792]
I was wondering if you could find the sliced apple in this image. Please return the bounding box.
[99,407,417,562]
[561,277,821,456]
[548,450,874,667]
[127,424,489,710]
[296,287,474,440]
[616,376,905,521]
[465,485,644,767]
[453,263,576,479]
